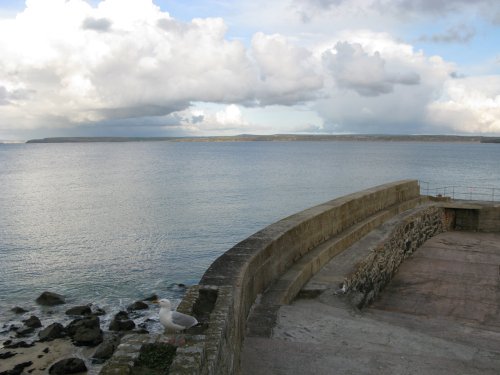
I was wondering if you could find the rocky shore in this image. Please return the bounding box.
[0,291,162,375]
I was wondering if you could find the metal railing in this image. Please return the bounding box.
[419,181,499,202]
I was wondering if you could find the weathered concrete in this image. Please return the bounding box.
[241,231,500,374]
[101,181,500,374]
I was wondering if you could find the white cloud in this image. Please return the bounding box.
[0,0,321,133]
[250,32,323,105]
[174,104,250,134]
[0,0,499,137]
[314,31,455,133]
[427,76,500,133]
[323,41,419,96]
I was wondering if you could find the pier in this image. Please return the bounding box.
[101,180,500,374]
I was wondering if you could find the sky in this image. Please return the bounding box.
[0,0,500,140]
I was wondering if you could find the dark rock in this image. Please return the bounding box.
[48,358,87,374]
[23,316,42,328]
[92,307,106,316]
[114,311,128,320]
[65,305,91,316]
[142,294,158,302]
[4,341,35,349]
[109,311,135,331]
[8,325,20,332]
[1,361,33,375]
[126,301,148,311]
[177,283,186,288]
[43,347,50,353]
[66,316,103,347]
[0,351,16,359]
[92,333,121,362]
[3,340,12,346]
[36,292,65,306]
[39,323,65,342]
[11,307,28,314]
[16,327,35,337]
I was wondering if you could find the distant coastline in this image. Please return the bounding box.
[25,134,500,144]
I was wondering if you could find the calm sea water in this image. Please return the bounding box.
[1,141,499,327]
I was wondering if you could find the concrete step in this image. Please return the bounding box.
[245,197,428,337]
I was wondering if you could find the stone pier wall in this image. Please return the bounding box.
[194,180,421,374]
[101,181,500,374]
[343,205,453,309]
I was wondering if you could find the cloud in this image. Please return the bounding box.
[293,0,500,24]
[0,0,322,133]
[323,41,420,97]
[419,24,475,43]
[314,32,454,133]
[427,76,500,133]
[82,17,112,32]
[173,104,251,134]
[250,32,323,105]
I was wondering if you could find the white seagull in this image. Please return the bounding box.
[154,298,198,332]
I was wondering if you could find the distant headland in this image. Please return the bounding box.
[25,134,500,143]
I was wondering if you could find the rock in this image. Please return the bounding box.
[92,307,106,316]
[126,301,148,311]
[36,292,65,306]
[0,351,16,359]
[109,311,135,331]
[11,307,28,314]
[16,327,35,337]
[48,358,87,374]
[65,305,91,316]
[92,333,121,362]
[23,316,42,328]
[142,294,158,302]
[39,323,66,342]
[66,316,103,347]
[1,361,33,375]
[4,341,35,349]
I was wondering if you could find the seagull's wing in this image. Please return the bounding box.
[171,311,198,328]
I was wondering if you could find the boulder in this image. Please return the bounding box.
[16,327,35,337]
[126,301,148,311]
[65,305,91,316]
[39,323,66,341]
[92,333,121,362]
[66,316,103,346]
[11,307,28,314]
[109,311,135,331]
[4,340,35,349]
[23,315,42,328]
[92,307,106,316]
[49,358,87,374]
[36,292,65,306]
[3,361,33,375]
[0,351,16,359]
[142,294,158,302]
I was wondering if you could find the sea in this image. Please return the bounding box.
[1,140,499,336]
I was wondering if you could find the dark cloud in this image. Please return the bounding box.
[82,17,112,32]
[419,24,475,43]
[0,86,8,105]
[450,71,466,79]
[323,42,420,97]
[375,0,497,16]
[191,115,204,124]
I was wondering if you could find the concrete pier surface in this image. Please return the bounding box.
[241,231,500,374]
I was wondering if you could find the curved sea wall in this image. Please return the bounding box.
[181,180,424,374]
[101,180,500,374]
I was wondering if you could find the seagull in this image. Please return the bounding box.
[153,298,198,332]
